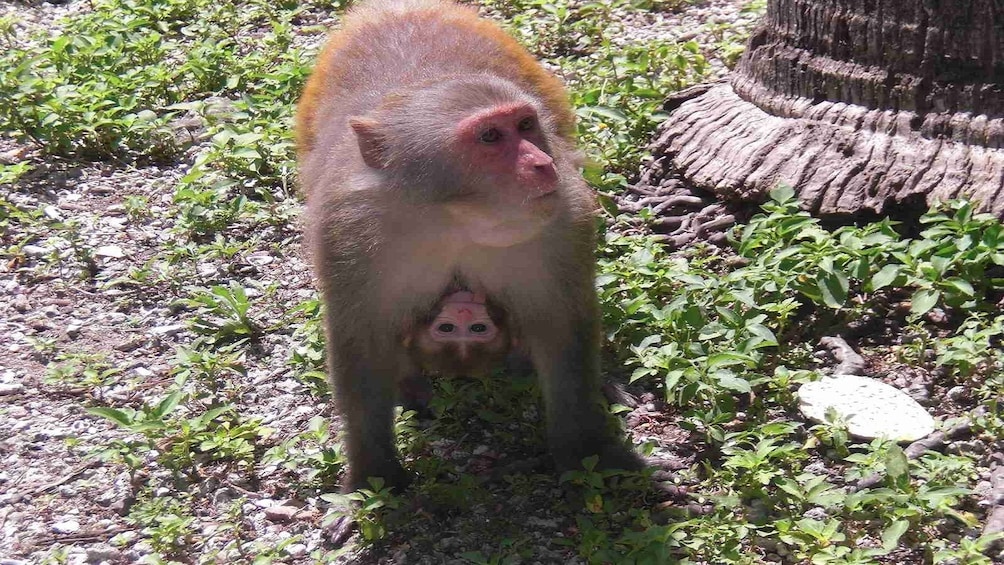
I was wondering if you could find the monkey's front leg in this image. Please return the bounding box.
[330,338,414,493]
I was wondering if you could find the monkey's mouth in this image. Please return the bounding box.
[529,187,559,201]
[523,191,559,209]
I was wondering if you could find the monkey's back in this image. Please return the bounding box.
[295,0,575,161]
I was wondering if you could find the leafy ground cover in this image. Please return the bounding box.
[1,0,1003,563]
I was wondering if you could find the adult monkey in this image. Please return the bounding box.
[297,0,642,492]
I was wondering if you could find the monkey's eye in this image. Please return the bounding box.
[517,116,536,131]
[438,323,456,333]
[470,323,488,333]
[479,128,502,143]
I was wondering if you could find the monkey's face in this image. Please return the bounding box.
[443,102,564,246]
[349,78,568,247]
[404,291,514,377]
[427,291,500,343]
[454,102,558,199]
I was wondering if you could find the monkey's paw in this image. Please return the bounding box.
[343,462,413,494]
[555,441,645,473]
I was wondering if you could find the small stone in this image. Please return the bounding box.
[43,205,62,220]
[196,262,218,277]
[94,245,126,258]
[246,251,274,266]
[0,146,30,164]
[926,307,949,324]
[285,543,308,558]
[36,427,70,440]
[803,507,828,520]
[0,492,25,505]
[265,504,300,523]
[947,385,968,402]
[114,338,145,352]
[13,294,30,313]
[86,543,122,563]
[52,519,81,534]
[150,324,186,337]
[0,383,24,396]
[22,245,51,256]
[254,498,277,509]
[66,324,82,339]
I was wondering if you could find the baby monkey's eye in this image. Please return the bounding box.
[517,117,536,131]
[438,323,456,333]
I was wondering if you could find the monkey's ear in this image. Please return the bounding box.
[349,117,388,169]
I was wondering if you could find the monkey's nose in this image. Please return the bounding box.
[532,163,558,194]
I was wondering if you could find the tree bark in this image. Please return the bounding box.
[645,0,1004,217]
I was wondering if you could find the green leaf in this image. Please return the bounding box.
[745,323,778,346]
[943,277,975,297]
[881,520,909,552]
[707,352,757,369]
[910,288,941,316]
[87,406,136,427]
[769,184,795,203]
[884,445,909,481]
[579,105,628,122]
[597,193,620,217]
[630,367,654,383]
[870,264,901,290]
[230,147,261,160]
[664,369,684,392]
[817,270,849,309]
[714,371,751,393]
[153,390,183,419]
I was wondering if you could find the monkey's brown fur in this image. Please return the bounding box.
[297,0,640,492]
[296,0,575,158]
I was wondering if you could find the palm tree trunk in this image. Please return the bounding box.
[646,0,1004,217]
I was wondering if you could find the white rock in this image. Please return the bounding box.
[43,205,62,220]
[86,543,122,562]
[94,245,125,258]
[246,251,274,266]
[52,519,80,534]
[798,375,935,442]
[286,543,308,558]
[22,245,51,256]
[150,324,186,336]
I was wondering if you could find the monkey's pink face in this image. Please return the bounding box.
[427,291,499,343]
[454,103,558,200]
[444,102,563,247]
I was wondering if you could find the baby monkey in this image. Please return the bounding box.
[404,290,514,377]
[399,290,516,416]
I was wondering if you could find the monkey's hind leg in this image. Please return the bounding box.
[398,372,435,419]
[530,317,643,473]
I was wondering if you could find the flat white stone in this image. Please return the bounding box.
[798,375,935,442]
[94,245,126,258]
